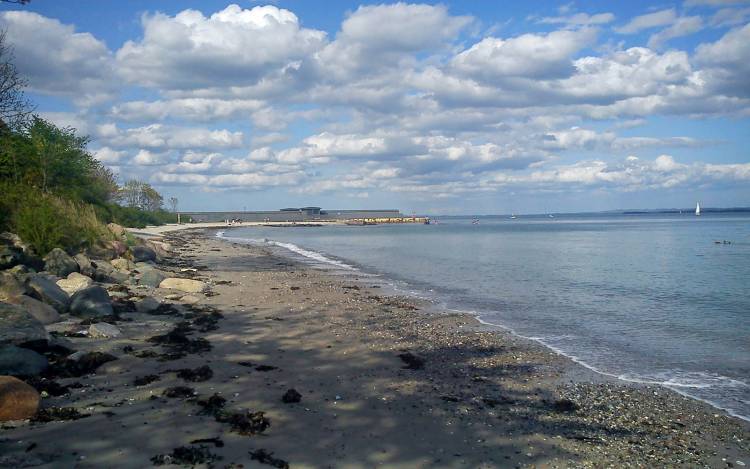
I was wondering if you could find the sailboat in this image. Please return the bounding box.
[695,202,701,216]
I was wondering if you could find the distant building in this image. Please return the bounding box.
[179,207,404,223]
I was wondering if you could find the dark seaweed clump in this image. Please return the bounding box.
[397,352,425,370]
[133,374,160,386]
[162,386,196,398]
[216,410,270,435]
[151,445,220,466]
[196,394,227,416]
[176,365,213,382]
[249,449,290,469]
[32,407,90,422]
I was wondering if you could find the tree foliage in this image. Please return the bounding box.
[0,30,33,128]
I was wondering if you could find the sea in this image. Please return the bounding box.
[218,212,750,422]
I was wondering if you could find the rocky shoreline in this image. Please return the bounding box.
[0,227,748,468]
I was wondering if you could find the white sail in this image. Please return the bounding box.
[695,202,701,216]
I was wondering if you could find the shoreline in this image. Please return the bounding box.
[2,227,747,467]
[213,225,750,424]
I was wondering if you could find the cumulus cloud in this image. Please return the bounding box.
[451,28,597,80]
[103,124,244,151]
[538,12,615,27]
[111,98,265,122]
[116,5,326,91]
[0,11,117,104]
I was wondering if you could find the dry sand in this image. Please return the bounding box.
[1,228,748,468]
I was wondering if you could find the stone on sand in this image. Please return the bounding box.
[159,278,206,293]
[74,253,95,277]
[88,322,121,338]
[106,223,126,238]
[69,285,113,318]
[0,345,48,376]
[135,296,161,314]
[0,376,40,421]
[0,271,27,301]
[179,295,201,304]
[132,245,156,263]
[43,248,79,278]
[56,272,92,296]
[26,274,70,313]
[111,258,135,272]
[0,303,48,345]
[5,295,60,324]
[137,266,166,288]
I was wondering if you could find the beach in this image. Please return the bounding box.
[1,227,748,468]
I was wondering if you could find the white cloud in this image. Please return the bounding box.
[132,149,170,166]
[111,98,265,122]
[93,147,126,164]
[103,124,244,151]
[452,28,597,80]
[615,9,677,34]
[539,12,615,27]
[116,5,326,91]
[0,11,116,104]
[647,16,703,49]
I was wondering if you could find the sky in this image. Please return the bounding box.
[1,1,749,214]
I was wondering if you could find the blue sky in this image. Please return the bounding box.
[1,1,749,214]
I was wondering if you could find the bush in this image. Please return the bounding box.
[2,184,111,255]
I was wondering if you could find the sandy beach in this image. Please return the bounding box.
[1,227,748,468]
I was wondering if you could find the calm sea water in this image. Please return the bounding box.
[221,213,750,421]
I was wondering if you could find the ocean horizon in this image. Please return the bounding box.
[220,211,750,422]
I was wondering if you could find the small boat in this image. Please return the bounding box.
[548,214,554,218]
[424,218,431,225]
[695,202,701,216]
[510,214,517,219]
[472,218,479,225]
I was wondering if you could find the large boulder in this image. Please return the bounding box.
[0,233,41,271]
[56,272,92,296]
[159,278,206,293]
[0,376,40,421]
[69,285,113,318]
[74,253,95,277]
[131,245,156,263]
[5,295,60,325]
[0,303,48,345]
[26,274,70,313]
[111,258,135,272]
[86,241,117,261]
[0,271,28,301]
[138,267,166,288]
[43,248,79,278]
[0,345,48,376]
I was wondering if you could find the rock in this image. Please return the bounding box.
[88,322,121,338]
[110,240,127,257]
[0,271,28,301]
[69,285,113,318]
[0,234,24,270]
[0,345,48,375]
[106,223,126,238]
[138,268,166,288]
[43,248,79,278]
[26,274,70,313]
[281,388,302,403]
[5,295,60,324]
[56,272,93,296]
[0,376,40,421]
[147,240,171,259]
[86,241,117,261]
[63,351,117,376]
[0,303,49,345]
[111,258,135,272]
[135,296,161,314]
[108,270,130,284]
[98,355,137,375]
[179,295,201,305]
[164,294,182,300]
[159,278,206,293]
[132,245,156,263]
[74,253,95,277]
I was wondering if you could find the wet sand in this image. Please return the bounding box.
[1,228,748,468]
